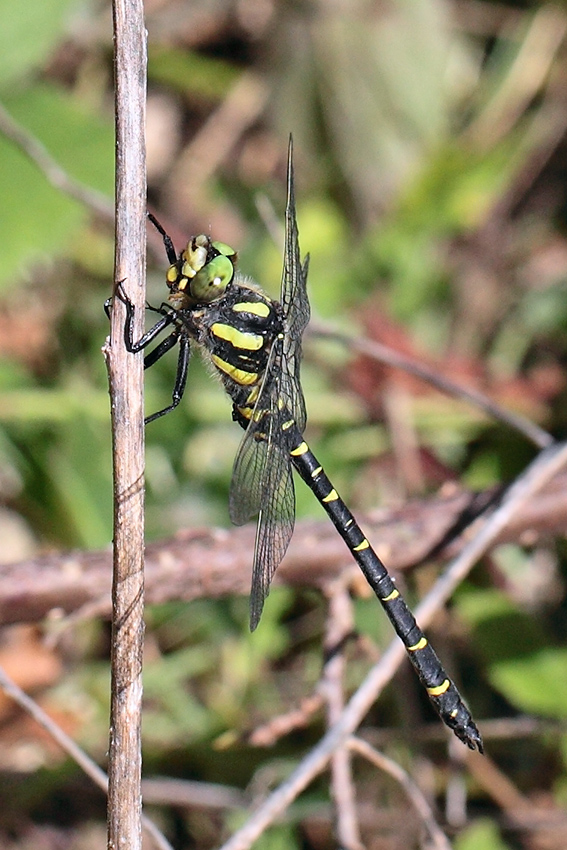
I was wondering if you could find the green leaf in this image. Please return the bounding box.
[0,0,80,87]
[455,818,511,850]
[0,83,113,289]
[490,648,567,719]
[458,588,567,718]
[148,45,240,100]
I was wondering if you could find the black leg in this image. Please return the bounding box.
[144,331,180,369]
[112,281,177,354]
[106,281,190,424]
[145,333,191,424]
[148,212,178,265]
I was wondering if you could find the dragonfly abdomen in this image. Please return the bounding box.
[287,422,482,752]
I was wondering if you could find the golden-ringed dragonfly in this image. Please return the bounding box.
[111,137,482,752]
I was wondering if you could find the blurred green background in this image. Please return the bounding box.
[2,0,567,848]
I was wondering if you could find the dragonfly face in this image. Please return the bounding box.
[165,234,238,309]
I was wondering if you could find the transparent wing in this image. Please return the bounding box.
[229,374,296,630]
[229,137,309,629]
[280,135,310,432]
[229,419,267,527]
[248,431,295,630]
[229,341,279,527]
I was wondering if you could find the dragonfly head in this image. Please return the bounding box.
[166,234,237,308]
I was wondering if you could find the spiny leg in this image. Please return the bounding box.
[109,281,191,424]
[145,333,191,424]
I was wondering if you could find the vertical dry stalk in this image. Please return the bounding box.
[106,1,147,848]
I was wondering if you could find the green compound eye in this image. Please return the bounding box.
[211,240,236,259]
[190,253,235,302]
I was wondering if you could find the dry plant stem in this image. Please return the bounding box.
[0,664,174,850]
[247,693,324,748]
[218,440,567,850]
[0,100,114,224]
[347,737,451,850]
[106,2,147,849]
[323,583,363,850]
[310,320,553,450]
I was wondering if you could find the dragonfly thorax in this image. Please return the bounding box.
[192,279,284,419]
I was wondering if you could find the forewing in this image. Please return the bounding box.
[280,136,310,432]
[229,384,296,630]
[231,137,309,628]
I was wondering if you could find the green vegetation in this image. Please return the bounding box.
[1,1,567,848]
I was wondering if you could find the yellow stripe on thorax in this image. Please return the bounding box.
[232,301,271,317]
[211,323,264,351]
[211,354,258,385]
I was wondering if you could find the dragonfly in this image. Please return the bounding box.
[110,137,483,752]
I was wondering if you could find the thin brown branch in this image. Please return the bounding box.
[2,467,567,627]
[105,2,147,849]
[322,582,363,850]
[246,693,324,748]
[467,748,567,843]
[142,777,247,811]
[310,320,554,450]
[0,100,114,224]
[348,737,451,850]
[216,441,567,850]
[0,664,173,850]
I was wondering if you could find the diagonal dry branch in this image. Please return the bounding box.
[0,663,174,850]
[310,320,554,450]
[1,467,567,627]
[216,440,567,850]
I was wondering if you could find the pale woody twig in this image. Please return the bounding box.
[0,663,173,850]
[323,581,363,850]
[347,737,452,850]
[105,1,147,849]
[310,320,554,451]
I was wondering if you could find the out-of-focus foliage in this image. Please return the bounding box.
[2,0,567,848]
